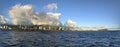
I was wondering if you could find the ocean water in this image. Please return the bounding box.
[0,30,120,47]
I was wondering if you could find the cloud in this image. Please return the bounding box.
[45,3,57,11]
[9,4,61,26]
[31,12,61,25]
[9,4,33,25]
[66,20,77,27]
[0,15,7,24]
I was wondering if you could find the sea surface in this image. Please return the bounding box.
[0,30,120,47]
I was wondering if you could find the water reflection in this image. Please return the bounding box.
[9,31,58,47]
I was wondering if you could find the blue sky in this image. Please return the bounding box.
[0,0,120,28]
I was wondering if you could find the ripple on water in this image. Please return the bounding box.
[0,31,120,47]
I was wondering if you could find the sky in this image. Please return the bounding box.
[0,0,120,28]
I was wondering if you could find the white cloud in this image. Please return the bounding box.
[45,3,57,11]
[9,4,33,25]
[0,15,7,24]
[9,4,61,26]
[66,19,77,27]
[31,12,61,26]
[8,3,78,27]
